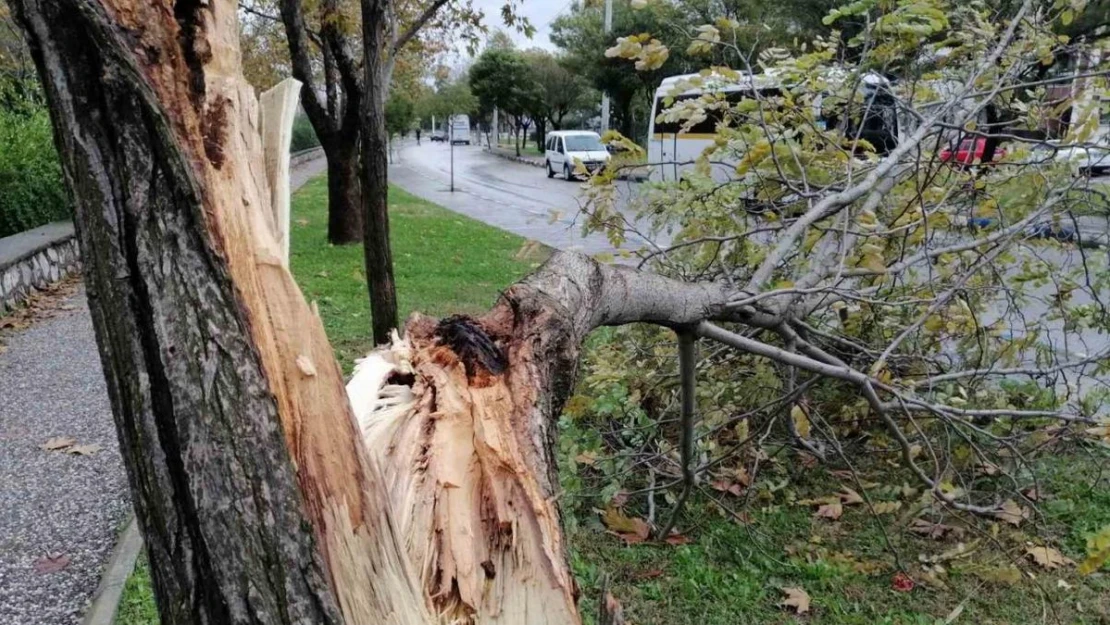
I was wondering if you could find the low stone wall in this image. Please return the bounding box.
[0,222,81,313]
[290,146,324,168]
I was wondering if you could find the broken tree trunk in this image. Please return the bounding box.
[348,252,737,623]
[10,0,427,623]
[12,2,747,623]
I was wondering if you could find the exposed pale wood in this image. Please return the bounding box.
[260,77,303,265]
[350,325,580,625]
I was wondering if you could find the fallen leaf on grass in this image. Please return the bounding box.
[872,501,902,514]
[909,519,965,541]
[839,487,864,505]
[994,500,1029,526]
[631,568,665,581]
[67,444,102,456]
[663,533,691,546]
[1026,545,1074,570]
[779,586,810,614]
[574,451,598,465]
[711,479,744,497]
[815,501,843,520]
[33,554,70,575]
[41,437,76,451]
[601,507,649,544]
[891,572,915,592]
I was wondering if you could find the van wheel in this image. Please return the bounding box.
[546,161,554,178]
[564,163,574,181]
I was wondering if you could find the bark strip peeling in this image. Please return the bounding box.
[11,0,428,623]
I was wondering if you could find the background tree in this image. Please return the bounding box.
[552,0,691,142]
[385,91,415,138]
[521,48,592,150]
[359,1,532,345]
[469,45,541,156]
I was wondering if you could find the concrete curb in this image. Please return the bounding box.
[81,517,142,625]
[483,147,651,182]
[484,147,545,168]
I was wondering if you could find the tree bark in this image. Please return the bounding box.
[324,133,364,244]
[360,0,399,345]
[10,1,428,623]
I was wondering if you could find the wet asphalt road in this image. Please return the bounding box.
[389,140,664,255]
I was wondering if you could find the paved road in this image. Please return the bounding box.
[390,141,664,255]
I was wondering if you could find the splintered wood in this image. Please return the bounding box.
[349,317,580,625]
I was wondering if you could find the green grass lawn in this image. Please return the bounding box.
[113,176,1110,625]
[498,141,544,158]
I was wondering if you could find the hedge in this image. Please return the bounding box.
[0,104,69,238]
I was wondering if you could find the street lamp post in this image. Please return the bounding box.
[600,0,613,132]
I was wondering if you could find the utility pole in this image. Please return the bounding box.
[600,0,613,132]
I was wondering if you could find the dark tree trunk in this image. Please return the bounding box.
[324,134,364,244]
[535,118,547,153]
[279,0,365,248]
[360,0,399,345]
[11,0,429,623]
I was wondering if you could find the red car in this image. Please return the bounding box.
[940,137,1007,165]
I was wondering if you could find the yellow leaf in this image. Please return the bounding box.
[791,404,811,438]
[601,507,650,542]
[1078,525,1110,575]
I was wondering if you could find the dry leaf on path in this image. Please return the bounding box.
[779,586,811,614]
[1026,545,1074,570]
[41,437,76,451]
[67,444,102,456]
[816,501,843,520]
[33,554,70,575]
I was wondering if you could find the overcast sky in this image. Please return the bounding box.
[472,0,569,51]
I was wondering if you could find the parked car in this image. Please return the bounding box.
[545,131,610,181]
[1028,142,1110,176]
[430,129,446,142]
[940,137,1007,165]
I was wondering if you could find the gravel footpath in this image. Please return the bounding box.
[0,288,131,625]
[0,154,330,625]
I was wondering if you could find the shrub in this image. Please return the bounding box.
[290,114,320,153]
[0,101,69,238]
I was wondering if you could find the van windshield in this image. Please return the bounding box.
[564,135,604,152]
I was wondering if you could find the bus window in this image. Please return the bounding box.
[652,89,783,136]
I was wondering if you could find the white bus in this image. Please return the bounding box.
[646,69,899,182]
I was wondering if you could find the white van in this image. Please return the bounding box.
[449,115,471,145]
[545,131,610,180]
